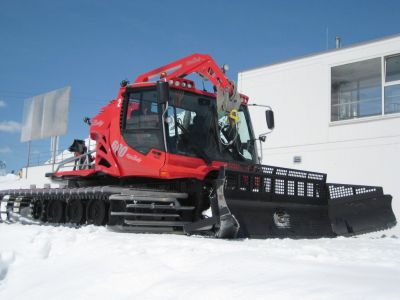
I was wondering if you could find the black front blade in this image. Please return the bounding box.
[327,184,397,236]
[224,192,335,238]
[223,164,397,238]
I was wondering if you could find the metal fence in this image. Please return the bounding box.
[27,150,74,167]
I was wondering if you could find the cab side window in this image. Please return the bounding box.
[122,90,164,154]
[126,92,159,129]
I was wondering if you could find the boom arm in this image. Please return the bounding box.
[134,53,235,95]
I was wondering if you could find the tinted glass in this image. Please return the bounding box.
[386,55,400,82]
[384,85,400,114]
[126,91,159,129]
[331,58,381,121]
[218,108,255,162]
[166,89,256,163]
[122,90,164,154]
[166,91,213,157]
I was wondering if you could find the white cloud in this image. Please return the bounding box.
[0,147,11,154]
[0,100,6,108]
[0,121,22,133]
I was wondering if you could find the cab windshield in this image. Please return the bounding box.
[122,87,256,163]
[166,89,256,163]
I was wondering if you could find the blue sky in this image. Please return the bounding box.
[0,0,399,171]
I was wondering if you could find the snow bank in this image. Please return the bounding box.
[0,170,57,190]
[0,174,399,299]
[0,224,399,300]
[0,174,19,183]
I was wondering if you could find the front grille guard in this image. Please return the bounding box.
[224,164,382,202]
[326,183,383,200]
[225,164,327,200]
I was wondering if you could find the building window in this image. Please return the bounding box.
[331,58,382,121]
[331,54,400,122]
[384,55,400,114]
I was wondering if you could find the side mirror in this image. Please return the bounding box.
[156,81,169,104]
[265,110,274,130]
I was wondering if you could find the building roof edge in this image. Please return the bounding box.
[239,33,400,74]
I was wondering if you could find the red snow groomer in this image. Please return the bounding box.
[0,54,396,238]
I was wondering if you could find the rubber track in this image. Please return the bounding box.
[0,186,189,226]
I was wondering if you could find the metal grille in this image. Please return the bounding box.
[328,184,380,200]
[298,182,305,196]
[263,177,272,193]
[275,179,285,194]
[288,180,295,195]
[225,164,326,199]
[307,183,314,197]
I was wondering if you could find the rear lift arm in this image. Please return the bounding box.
[134,53,234,93]
[135,52,248,145]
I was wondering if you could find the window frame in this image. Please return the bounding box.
[330,57,382,122]
[330,52,400,125]
[120,87,165,154]
[384,54,400,85]
[383,54,400,115]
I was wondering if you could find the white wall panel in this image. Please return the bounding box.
[239,35,400,216]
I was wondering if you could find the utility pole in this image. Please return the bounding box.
[26,141,31,179]
[51,136,59,172]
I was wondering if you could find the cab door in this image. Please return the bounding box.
[116,88,166,177]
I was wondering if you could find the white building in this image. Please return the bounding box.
[239,34,400,215]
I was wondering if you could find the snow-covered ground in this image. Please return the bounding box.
[1,175,399,300]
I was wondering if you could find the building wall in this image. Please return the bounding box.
[239,36,400,215]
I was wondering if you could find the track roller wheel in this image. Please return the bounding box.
[6,198,15,221]
[108,200,125,226]
[46,199,65,224]
[32,199,47,222]
[66,199,86,225]
[87,199,107,226]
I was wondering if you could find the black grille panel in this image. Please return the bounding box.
[225,164,327,199]
[328,184,381,200]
